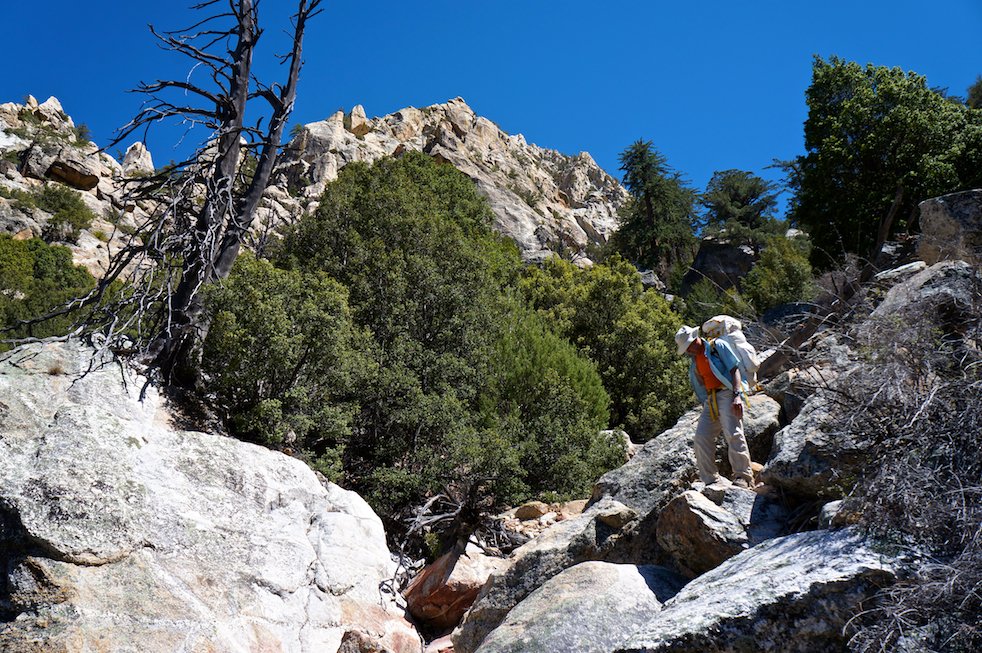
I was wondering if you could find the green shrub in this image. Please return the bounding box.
[201,253,367,479]
[0,236,95,350]
[742,235,816,312]
[266,152,620,533]
[521,254,691,441]
[35,184,95,243]
[485,303,618,501]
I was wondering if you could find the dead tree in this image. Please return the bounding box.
[51,0,322,386]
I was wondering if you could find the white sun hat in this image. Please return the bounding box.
[674,325,699,356]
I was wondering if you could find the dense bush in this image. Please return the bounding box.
[280,153,524,513]
[741,234,816,313]
[202,152,621,541]
[201,253,367,478]
[35,184,96,243]
[520,254,691,441]
[0,236,95,349]
[486,303,618,500]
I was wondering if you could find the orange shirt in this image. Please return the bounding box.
[695,348,724,391]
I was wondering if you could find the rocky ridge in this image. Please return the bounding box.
[0,95,627,272]
[273,98,627,264]
[0,96,141,277]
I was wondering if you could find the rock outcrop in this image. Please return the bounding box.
[404,544,509,634]
[2,95,626,273]
[615,529,895,652]
[0,97,140,277]
[276,98,627,264]
[655,485,788,577]
[917,189,982,266]
[474,562,685,653]
[0,342,421,653]
[678,240,757,296]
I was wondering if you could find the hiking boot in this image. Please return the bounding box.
[733,477,754,490]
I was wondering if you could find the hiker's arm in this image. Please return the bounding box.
[731,367,743,418]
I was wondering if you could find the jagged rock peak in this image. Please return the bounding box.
[276,97,628,265]
[122,141,154,176]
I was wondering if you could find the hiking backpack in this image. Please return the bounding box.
[701,315,761,392]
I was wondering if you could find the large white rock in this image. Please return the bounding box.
[615,529,896,652]
[122,141,155,176]
[452,498,638,653]
[0,342,422,653]
[474,561,685,653]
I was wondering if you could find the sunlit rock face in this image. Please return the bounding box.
[276,98,628,265]
[0,341,422,653]
[614,529,895,653]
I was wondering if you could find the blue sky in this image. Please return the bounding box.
[2,1,980,216]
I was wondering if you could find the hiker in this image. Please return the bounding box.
[675,325,756,489]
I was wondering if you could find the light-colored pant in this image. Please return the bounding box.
[694,388,754,484]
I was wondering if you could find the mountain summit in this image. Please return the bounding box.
[275,98,627,264]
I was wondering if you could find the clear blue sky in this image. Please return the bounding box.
[2,1,980,216]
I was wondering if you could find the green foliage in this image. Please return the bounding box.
[486,304,618,499]
[35,184,95,243]
[608,140,697,277]
[700,169,783,247]
[201,253,366,479]
[742,235,816,313]
[787,56,982,266]
[680,279,750,326]
[0,185,37,209]
[520,254,691,441]
[967,75,982,109]
[72,123,92,145]
[264,152,619,526]
[0,236,95,350]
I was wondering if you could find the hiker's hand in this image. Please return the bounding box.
[732,397,743,419]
